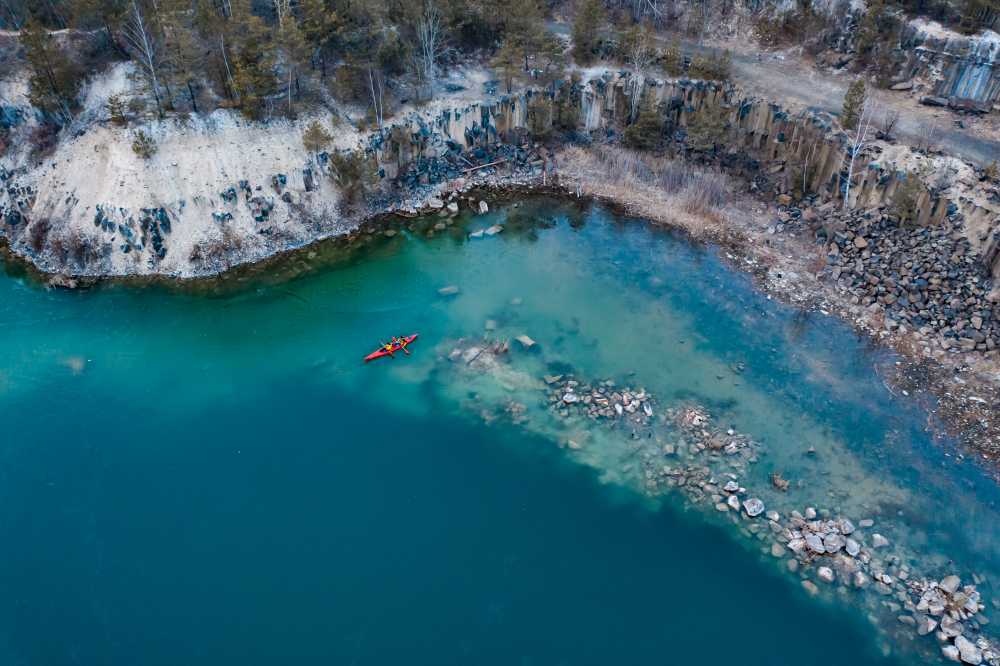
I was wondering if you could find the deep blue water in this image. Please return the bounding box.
[0,198,996,665]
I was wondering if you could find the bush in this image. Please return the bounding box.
[841,79,866,130]
[131,130,158,159]
[302,120,334,154]
[892,172,924,225]
[107,94,128,126]
[624,102,664,151]
[686,104,728,153]
[329,150,377,207]
[689,51,732,81]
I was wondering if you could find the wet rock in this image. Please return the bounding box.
[941,615,964,638]
[727,494,741,511]
[766,510,780,522]
[805,507,817,519]
[917,615,938,636]
[478,200,489,214]
[823,533,846,553]
[715,502,729,512]
[446,202,459,214]
[872,533,890,548]
[955,635,983,665]
[942,575,962,594]
[943,645,961,662]
[845,538,860,557]
[723,480,740,493]
[817,566,835,584]
[438,285,460,296]
[805,534,826,554]
[515,335,536,349]
[484,224,504,236]
[743,498,765,517]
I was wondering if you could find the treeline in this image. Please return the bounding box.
[11,0,571,126]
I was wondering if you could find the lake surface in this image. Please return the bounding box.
[1,197,997,665]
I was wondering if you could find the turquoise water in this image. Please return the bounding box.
[1,198,997,665]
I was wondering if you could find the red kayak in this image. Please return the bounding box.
[364,334,419,362]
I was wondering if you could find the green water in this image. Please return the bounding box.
[1,198,997,665]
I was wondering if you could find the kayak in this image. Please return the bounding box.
[364,334,419,362]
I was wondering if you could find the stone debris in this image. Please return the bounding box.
[439,335,1000,666]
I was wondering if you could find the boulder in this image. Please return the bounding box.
[955,635,982,665]
[742,498,765,517]
[941,575,962,594]
[515,335,536,349]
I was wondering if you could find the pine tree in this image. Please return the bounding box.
[686,104,728,153]
[571,0,604,65]
[491,39,524,94]
[22,18,81,121]
[624,99,663,151]
[842,78,866,130]
[302,119,333,154]
[298,0,341,79]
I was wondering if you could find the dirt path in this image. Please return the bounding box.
[548,20,1000,166]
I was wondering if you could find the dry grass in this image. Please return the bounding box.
[557,145,736,240]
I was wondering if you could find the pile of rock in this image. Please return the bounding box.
[545,376,656,425]
[909,575,994,664]
[820,208,998,354]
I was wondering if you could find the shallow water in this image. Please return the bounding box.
[1,198,997,665]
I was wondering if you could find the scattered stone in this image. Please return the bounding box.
[872,533,890,549]
[742,497,765,517]
[817,566,835,583]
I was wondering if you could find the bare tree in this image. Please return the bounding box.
[368,66,385,129]
[879,108,899,139]
[624,23,655,121]
[842,99,878,209]
[412,0,449,99]
[122,0,164,117]
[272,0,291,29]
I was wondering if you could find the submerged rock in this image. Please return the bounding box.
[438,285,461,296]
[955,635,982,665]
[743,498,765,517]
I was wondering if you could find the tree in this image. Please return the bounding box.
[841,78,865,130]
[571,0,604,65]
[21,18,81,121]
[621,22,655,121]
[891,171,923,225]
[842,98,877,209]
[298,0,341,79]
[686,104,728,153]
[410,0,450,101]
[624,100,664,151]
[491,39,524,94]
[121,0,165,117]
[107,93,128,125]
[302,119,333,154]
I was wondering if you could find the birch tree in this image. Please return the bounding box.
[842,99,877,210]
[122,0,165,117]
[622,22,655,122]
[412,0,448,99]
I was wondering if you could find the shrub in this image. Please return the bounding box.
[686,104,728,153]
[892,172,924,225]
[302,120,334,154]
[329,150,377,207]
[689,51,732,81]
[107,94,128,126]
[131,130,158,159]
[624,102,664,151]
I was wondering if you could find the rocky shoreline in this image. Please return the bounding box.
[440,336,999,665]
